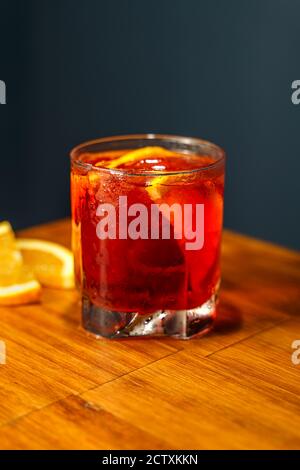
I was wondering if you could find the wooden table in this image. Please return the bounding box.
[0,219,299,450]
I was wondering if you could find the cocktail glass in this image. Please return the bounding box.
[70,134,225,339]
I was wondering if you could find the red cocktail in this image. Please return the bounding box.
[70,135,225,338]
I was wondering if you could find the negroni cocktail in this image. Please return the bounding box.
[70,135,225,338]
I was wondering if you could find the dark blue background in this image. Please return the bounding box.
[0,0,299,249]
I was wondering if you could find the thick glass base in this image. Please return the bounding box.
[82,293,217,339]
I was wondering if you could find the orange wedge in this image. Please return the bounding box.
[146,174,174,201]
[99,146,174,169]
[0,275,41,306]
[0,221,41,306]
[16,238,75,289]
[95,146,180,201]
[0,220,18,250]
[0,221,23,281]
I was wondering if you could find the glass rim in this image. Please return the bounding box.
[70,133,225,177]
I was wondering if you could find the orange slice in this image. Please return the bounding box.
[0,221,41,306]
[0,275,41,306]
[98,146,174,169]
[0,221,23,282]
[146,174,174,201]
[0,221,19,250]
[16,239,75,289]
[96,146,179,201]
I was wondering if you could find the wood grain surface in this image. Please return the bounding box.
[0,219,299,449]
